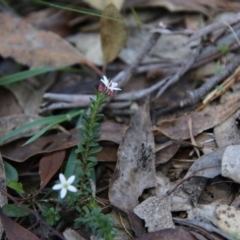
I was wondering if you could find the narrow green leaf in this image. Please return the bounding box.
[23,122,57,145]
[0,67,55,85]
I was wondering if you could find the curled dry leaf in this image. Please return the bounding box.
[109,101,156,236]
[0,13,95,69]
[101,3,128,64]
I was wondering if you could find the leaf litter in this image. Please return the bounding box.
[1,1,240,239]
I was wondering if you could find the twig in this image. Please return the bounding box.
[185,13,240,45]
[155,54,240,117]
[113,32,161,87]
[182,54,240,106]
[155,44,202,98]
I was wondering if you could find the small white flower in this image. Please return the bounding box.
[100,76,121,91]
[52,173,77,198]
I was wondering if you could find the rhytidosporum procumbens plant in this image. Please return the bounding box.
[52,76,121,239]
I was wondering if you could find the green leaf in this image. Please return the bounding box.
[4,162,18,182]
[89,146,102,154]
[2,204,30,217]
[23,122,57,145]
[7,181,25,193]
[89,142,99,147]
[87,156,98,162]
[0,109,83,145]
[0,67,55,85]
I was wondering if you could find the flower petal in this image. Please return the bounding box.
[67,175,75,184]
[52,183,62,190]
[59,173,66,183]
[60,188,67,198]
[110,87,121,91]
[100,76,109,86]
[67,185,77,192]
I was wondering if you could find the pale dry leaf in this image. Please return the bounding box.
[0,114,41,146]
[222,145,240,183]
[215,205,240,239]
[101,3,128,64]
[134,172,174,232]
[0,153,7,238]
[0,13,92,68]
[187,202,218,223]
[134,196,174,232]
[109,101,156,236]
[214,109,240,148]
[67,33,103,66]
[185,147,225,179]
[195,132,217,155]
[83,0,124,11]
[63,228,85,240]
[157,94,240,140]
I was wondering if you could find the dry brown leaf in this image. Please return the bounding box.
[83,0,124,10]
[101,3,128,64]
[1,122,127,162]
[0,208,40,240]
[5,75,55,115]
[0,13,96,69]
[155,143,180,165]
[39,151,66,190]
[109,101,156,236]
[137,227,196,240]
[0,114,41,146]
[0,87,23,117]
[157,94,240,140]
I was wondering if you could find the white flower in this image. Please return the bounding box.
[100,76,121,91]
[52,173,77,198]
